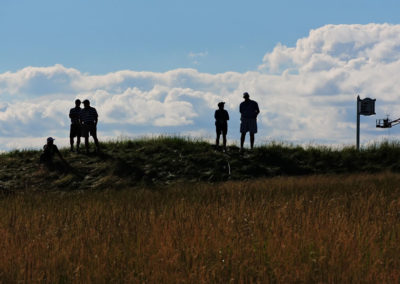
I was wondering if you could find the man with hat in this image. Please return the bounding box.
[214,101,229,150]
[69,99,82,152]
[239,92,260,150]
[80,99,100,153]
[39,137,67,170]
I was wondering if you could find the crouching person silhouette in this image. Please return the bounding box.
[39,137,68,171]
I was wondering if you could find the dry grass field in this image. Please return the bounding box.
[1,172,400,282]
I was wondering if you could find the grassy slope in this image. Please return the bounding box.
[1,137,400,191]
[1,173,400,282]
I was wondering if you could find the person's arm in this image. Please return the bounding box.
[69,109,73,119]
[255,102,260,116]
[79,110,84,125]
[54,146,67,164]
[94,108,98,125]
[226,110,229,121]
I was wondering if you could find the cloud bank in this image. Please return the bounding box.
[1,23,400,150]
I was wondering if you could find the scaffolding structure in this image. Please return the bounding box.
[376,117,400,128]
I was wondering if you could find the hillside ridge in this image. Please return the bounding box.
[1,137,400,192]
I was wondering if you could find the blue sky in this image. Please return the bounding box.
[1,1,400,150]
[1,0,399,74]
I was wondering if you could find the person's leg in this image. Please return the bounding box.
[70,137,74,151]
[222,126,227,150]
[216,131,220,146]
[240,133,246,150]
[93,134,100,151]
[250,133,255,149]
[82,124,90,153]
[90,126,100,152]
[222,134,227,149]
[70,125,75,151]
[41,157,55,171]
[47,161,55,171]
[85,136,89,153]
[76,135,81,152]
[89,125,100,152]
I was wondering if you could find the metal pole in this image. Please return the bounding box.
[356,95,360,150]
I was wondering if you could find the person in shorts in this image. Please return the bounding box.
[240,92,260,150]
[80,99,100,153]
[214,102,229,150]
[69,99,82,152]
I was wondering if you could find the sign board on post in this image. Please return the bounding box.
[356,96,376,150]
[359,98,376,116]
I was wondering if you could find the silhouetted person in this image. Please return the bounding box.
[39,137,67,170]
[240,92,260,150]
[215,102,229,150]
[69,99,82,152]
[80,99,100,154]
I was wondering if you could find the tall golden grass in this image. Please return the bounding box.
[1,173,400,282]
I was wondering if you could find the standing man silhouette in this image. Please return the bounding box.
[214,102,229,150]
[80,99,100,154]
[240,92,260,150]
[69,99,82,152]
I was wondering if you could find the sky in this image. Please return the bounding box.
[1,0,400,150]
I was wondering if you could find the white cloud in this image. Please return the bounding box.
[1,23,400,150]
[188,51,208,65]
[188,51,208,58]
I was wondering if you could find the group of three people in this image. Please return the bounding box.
[215,92,260,151]
[40,99,100,169]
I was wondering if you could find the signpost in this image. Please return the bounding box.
[356,96,376,150]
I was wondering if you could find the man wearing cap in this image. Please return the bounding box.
[69,99,82,152]
[214,102,229,150]
[39,137,67,170]
[240,92,260,150]
[80,99,100,153]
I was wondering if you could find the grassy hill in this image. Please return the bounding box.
[2,138,400,282]
[2,137,400,192]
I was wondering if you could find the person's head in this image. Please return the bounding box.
[243,92,250,100]
[47,137,55,145]
[83,99,90,108]
[75,99,81,107]
[218,102,225,110]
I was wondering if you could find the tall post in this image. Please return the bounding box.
[356,95,360,150]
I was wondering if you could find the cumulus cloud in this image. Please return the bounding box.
[1,23,400,150]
